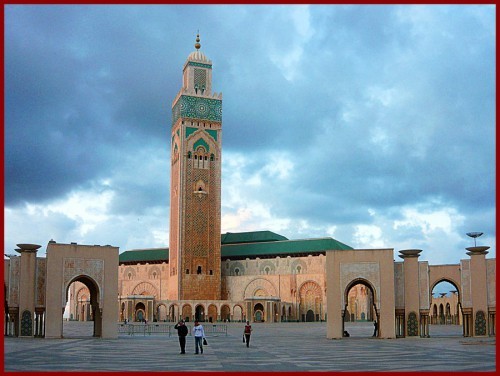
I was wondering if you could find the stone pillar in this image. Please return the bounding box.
[16,244,41,337]
[399,249,422,337]
[466,246,490,337]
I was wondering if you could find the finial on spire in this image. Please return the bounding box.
[195,32,201,50]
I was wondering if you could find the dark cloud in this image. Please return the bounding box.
[5,5,495,260]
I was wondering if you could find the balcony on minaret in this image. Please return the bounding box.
[194,187,207,198]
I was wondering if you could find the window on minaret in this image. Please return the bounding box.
[194,69,206,94]
[197,266,202,274]
[194,147,209,169]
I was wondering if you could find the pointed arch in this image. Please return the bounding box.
[131,282,158,298]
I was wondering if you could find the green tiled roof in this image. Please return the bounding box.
[120,248,168,263]
[221,237,353,259]
[119,232,352,263]
[221,231,288,244]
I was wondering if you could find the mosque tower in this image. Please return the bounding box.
[169,34,222,300]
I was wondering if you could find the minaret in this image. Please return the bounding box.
[169,34,222,300]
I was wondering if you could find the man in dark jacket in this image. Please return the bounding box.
[174,320,189,354]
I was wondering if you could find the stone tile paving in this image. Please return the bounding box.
[3,321,496,372]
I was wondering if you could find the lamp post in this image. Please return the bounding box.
[466,232,483,247]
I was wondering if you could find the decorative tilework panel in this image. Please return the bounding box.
[407,311,418,336]
[475,310,487,336]
[186,127,218,142]
[172,95,222,125]
[193,137,209,152]
[21,310,32,336]
[187,61,212,69]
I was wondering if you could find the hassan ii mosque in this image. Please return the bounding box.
[4,35,496,340]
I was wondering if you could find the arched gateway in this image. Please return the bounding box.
[2,241,120,339]
[326,246,496,339]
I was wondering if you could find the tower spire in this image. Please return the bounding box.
[195,32,201,50]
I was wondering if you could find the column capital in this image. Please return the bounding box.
[398,249,422,259]
[15,244,41,253]
[466,246,490,256]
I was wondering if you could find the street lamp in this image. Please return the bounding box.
[466,232,483,247]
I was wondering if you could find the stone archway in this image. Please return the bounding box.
[326,249,396,339]
[343,278,377,338]
[195,304,205,321]
[429,278,463,336]
[182,304,192,322]
[221,305,231,321]
[44,242,119,339]
[207,304,217,323]
[64,276,100,337]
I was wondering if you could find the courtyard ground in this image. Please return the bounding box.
[4,321,495,372]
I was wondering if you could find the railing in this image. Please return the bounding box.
[118,323,172,336]
[203,324,227,336]
[117,323,227,336]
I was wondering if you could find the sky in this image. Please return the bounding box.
[4,4,496,267]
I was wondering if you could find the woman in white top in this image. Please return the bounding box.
[193,321,205,354]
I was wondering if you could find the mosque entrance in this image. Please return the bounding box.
[254,303,264,322]
[342,279,378,338]
[305,310,315,322]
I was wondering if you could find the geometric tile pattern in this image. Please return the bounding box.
[172,95,222,125]
[407,311,419,336]
[475,311,487,336]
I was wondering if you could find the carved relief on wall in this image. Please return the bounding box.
[36,258,46,307]
[419,261,430,310]
[394,262,404,308]
[340,262,380,307]
[63,258,104,307]
[131,282,158,298]
[299,281,322,315]
[243,278,277,299]
[8,257,20,306]
[486,259,496,306]
[460,260,472,307]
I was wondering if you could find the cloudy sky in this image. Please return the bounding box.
[5,5,495,266]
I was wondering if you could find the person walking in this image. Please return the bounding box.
[373,320,378,337]
[193,321,205,354]
[174,320,188,354]
[243,320,252,348]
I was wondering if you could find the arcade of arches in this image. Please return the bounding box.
[4,241,495,339]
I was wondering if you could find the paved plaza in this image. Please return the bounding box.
[4,321,496,372]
